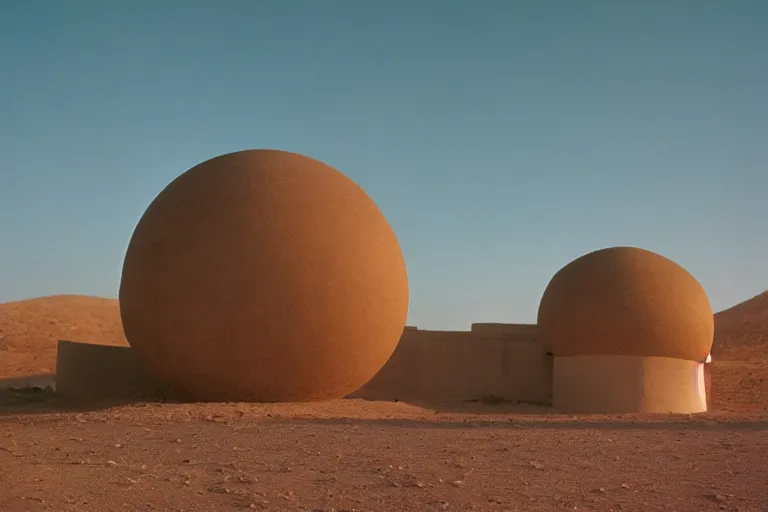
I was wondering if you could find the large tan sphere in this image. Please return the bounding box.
[119,149,409,402]
[537,247,713,361]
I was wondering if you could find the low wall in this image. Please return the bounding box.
[57,324,553,405]
[56,340,175,399]
[351,324,552,404]
[470,323,538,340]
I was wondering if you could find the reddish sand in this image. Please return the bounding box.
[1,293,767,511]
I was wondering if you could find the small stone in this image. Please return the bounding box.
[450,480,464,487]
[106,460,118,467]
[704,493,728,503]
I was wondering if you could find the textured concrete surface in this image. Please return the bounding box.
[119,149,409,402]
[351,326,552,404]
[55,341,175,399]
[538,246,714,361]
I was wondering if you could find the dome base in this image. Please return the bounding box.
[553,355,707,414]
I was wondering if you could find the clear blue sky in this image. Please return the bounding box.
[1,1,766,329]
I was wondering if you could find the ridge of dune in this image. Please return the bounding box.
[713,291,768,367]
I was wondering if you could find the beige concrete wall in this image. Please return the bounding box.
[350,326,552,404]
[553,355,707,414]
[57,325,553,405]
[470,323,538,340]
[56,340,175,399]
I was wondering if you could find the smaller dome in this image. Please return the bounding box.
[537,247,713,361]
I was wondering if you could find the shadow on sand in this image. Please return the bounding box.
[0,372,550,417]
[1,389,549,420]
[2,377,766,433]
[394,397,553,415]
[268,414,768,432]
[0,374,178,416]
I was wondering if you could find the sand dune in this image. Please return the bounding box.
[715,290,768,355]
[0,295,126,379]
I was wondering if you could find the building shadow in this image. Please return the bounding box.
[0,374,174,416]
[354,396,553,416]
[0,374,56,390]
[267,415,768,432]
[3,375,762,431]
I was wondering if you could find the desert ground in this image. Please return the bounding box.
[1,294,767,511]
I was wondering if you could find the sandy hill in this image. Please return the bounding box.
[0,295,127,379]
[714,290,768,357]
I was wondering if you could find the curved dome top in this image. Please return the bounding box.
[537,246,713,361]
[118,149,409,402]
